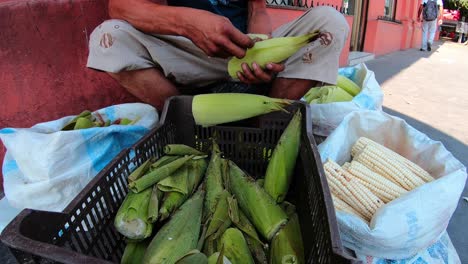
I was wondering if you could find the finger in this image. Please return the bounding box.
[227,27,254,50]
[252,63,272,82]
[237,71,251,84]
[241,63,257,82]
[217,37,246,59]
[266,63,285,73]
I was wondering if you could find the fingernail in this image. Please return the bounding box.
[267,63,273,69]
[253,63,258,69]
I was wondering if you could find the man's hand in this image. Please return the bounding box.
[236,62,285,84]
[185,12,254,59]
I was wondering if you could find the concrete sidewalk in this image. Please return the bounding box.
[366,40,468,263]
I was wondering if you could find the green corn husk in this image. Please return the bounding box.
[128,159,153,183]
[176,250,208,264]
[337,74,361,96]
[74,117,95,130]
[228,31,320,79]
[159,159,208,220]
[264,110,302,203]
[270,211,305,264]
[62,110,92,130]
[203,237,217,257]
[256,178,265,188]
[228,161,288,241]
[208,252,232,264]
[217,228,254,264]
[147,185,162,223]
[158,164,189,194]
[192,93,292,127]
[121,240,149,264]
[165,144,205,156]
[305,86,353,104]
[143,189,205,264]
[114,188,153,240]
[206,190,231,238]
[150,155,180,170]
[233,210,267,264]
[204,141,224,218]
[129,155,194,193]
[120,118,133,125]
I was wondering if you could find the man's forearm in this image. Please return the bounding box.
[109,0,209,37]
[247,1,272,35]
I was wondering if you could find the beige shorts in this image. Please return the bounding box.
[87,6,349,87]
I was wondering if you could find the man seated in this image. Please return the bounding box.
[87,0,349,110]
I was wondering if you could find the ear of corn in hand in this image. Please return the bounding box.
[228,31,320,79]
[192,93,292,127]
[217,228,255,264]
[114,188,153,240]
[228,160,288,241]
[143,188,204,264]
[264,110,302,203]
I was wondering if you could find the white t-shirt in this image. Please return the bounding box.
[422,0,443,6]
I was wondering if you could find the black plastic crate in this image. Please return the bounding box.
[1,96,360,263]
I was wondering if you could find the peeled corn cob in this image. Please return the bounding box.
[352,137,435,183]
[114,188,153,240]
[143,189,204,264]
[217,228,255,264]
[264,110,302,203]
[228,31,320,79]
[345,161,407,203]
[331,194,367,220]
[336,75,361,96]
[354,144,425,190]
[324,160,384,222]
[228,161,288,241]
[192,93,292,127]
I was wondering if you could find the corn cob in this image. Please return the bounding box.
[157,164,189,194]
[164,144,205,156]
[270,211,305,264]
[205,141,224,217]
[228,161,288,241]
[354,144,425,190]
[345,161,407,203]
[264,110,302,203]
[128,159,153,182]
[114,188,153,240]
[228,31,320,79]
[206,190,232,238]
[217,228,255,264]
[352,137,434,183]
[143,189,204,264]
[129,155,194,193]
[62,110,92,131]
[324,160,384,222]
[175,250,208,264]
[192,93,292,127]
[74,117,95,130]
[121,240,149,264]
[150,155,180,170]
[159,159,208,220]
[336,75,361,96]
[331,194,367,221]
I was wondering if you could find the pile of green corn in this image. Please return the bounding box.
[303,75,362,104]
[115,109,305,264]
[61,110,135,131]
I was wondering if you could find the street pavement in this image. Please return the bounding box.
[366,40,468,263]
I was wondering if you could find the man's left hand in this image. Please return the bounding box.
[236,62,285,84]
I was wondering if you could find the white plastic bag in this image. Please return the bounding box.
[318,110,466,259]
[0,103,158,212]
[355,232,461,264]
[307,63,383,136]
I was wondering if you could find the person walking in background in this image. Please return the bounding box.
[418,0,443,52]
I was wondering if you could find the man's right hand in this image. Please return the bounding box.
[183,11,254,59]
